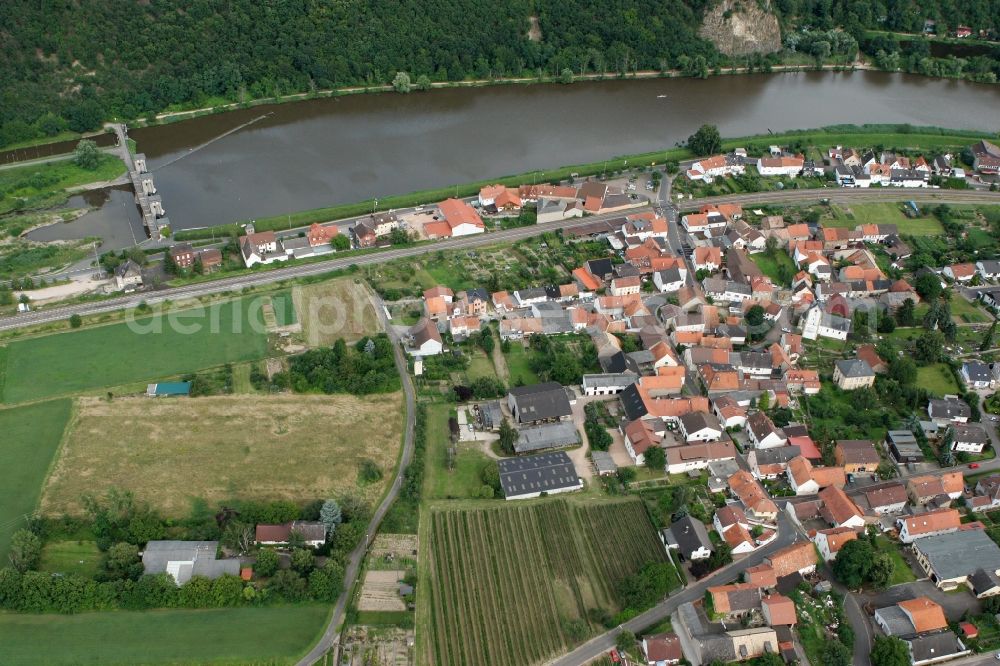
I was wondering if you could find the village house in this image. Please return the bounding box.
[642,632,683,666]
[813,527,858,562]
[834,440,880,474]
[898,508,962,544]
[114,259,144,291]
[678,411,725,443]
[240,226,289,267]
[786,456,846,495]
[307,222,340,247]
[728,470,779,522]
[665,441,737,475]
[944,263,977,283]
[906,472,964,505]
[477,184,522,214]
[833,358,876,391]
[255,521,327,548]
[408,318,443,357]
[865,484,909,515]
[707,583,762,620]
[818,485,866,529]
[713,505,756,554]
[952,423,990,454]
[875,597,949,636]
[960,361,993,390]
[661,515,713,561]
[746,411,786,449]
[429,198,485,237]
[747,446,801,480]
[928,397,971,426]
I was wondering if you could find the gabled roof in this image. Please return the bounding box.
[898,597,948,633]
[766,541,817,578]
[815,527,858,554]
[819,485,863,526]
[865,483,908,509]
[836,440,880,465]
[762,594,797,625]
[902,508,961,537]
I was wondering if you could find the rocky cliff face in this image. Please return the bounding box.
[699,0,782,56]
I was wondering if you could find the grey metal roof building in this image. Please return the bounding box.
[591,450,618,476]
[498,451,582,500]
[913,529,1000,587]
[141,540,240,586]
[905,632,969,666]
[928,398,971,422]
[508,382,573,424]
[514,421,580,454]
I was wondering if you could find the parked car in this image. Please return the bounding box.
[970,463,981,469]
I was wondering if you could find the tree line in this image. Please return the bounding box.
[0,489,370,614]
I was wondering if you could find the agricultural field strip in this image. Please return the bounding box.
[426,501,667,666]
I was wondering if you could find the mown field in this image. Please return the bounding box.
[41,393,403,516]
[420,499,671,666]
[0,605,329,665]
[0,297,269,404]
[292,277,380,346]
[0,399,72,559]
[825,202,944,235]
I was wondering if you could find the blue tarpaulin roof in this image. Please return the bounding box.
[150,382,191,396]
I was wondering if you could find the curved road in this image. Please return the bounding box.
[2,188,998,333]
[545,513,799,666]
[296,289,416,666]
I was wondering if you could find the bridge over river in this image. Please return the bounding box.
[111,123,167,241]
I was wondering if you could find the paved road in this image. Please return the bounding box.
[296,289,417,666]
[544,514,799,666]
[4,188,999,332]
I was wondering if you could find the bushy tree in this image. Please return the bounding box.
[319,499,341,538]
[72,139,101,170]
[871,636,909,666]
[290,548,315,574]
[8,530,41,573]
[687,124,721,156]
[915,272,942,301]
[615,630,636,652]
[498,419,517,455]
[644,446,666,471]
[392,71,411,93]
[254,548,280,578]
[69,314,82,328]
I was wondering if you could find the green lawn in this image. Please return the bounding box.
[917,363,960,397]
[424,403,492,500]
[750,251,797,286]
[0,399,72,559]
[502,344,539,385]
[466,350,497,382]
[825,202,944,235]
[0,605,330,665]
[0,298,269,404]
[270,290,298,326]
[949,296,989,324]
[39,540,102,577]
[874,536,917,586]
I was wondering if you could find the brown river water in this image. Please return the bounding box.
[24,71,1000,250]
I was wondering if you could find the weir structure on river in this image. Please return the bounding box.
[112,123,167,241]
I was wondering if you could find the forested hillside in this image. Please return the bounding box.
[0,0,997,149]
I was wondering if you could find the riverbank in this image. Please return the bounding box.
[172,123,996,242]
[136,63,879,130]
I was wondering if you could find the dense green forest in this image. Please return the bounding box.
[0,0,997,148]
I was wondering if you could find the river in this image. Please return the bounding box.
[26,70,1000,250]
